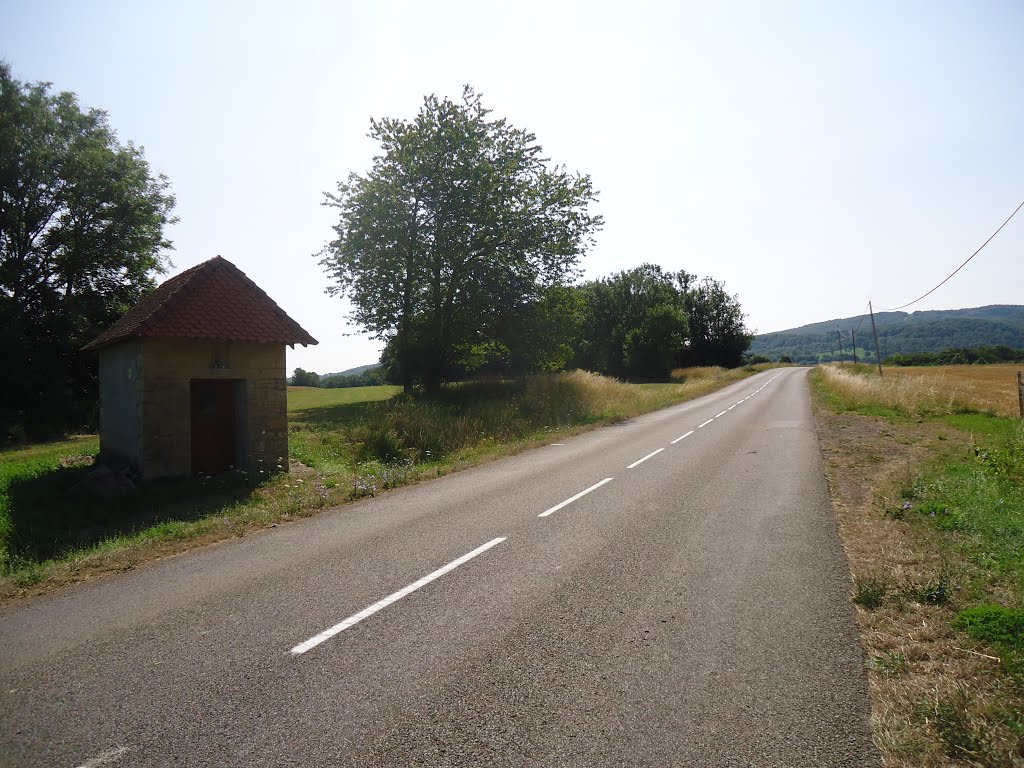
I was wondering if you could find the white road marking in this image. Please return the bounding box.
[715,410,728,418]
[698,419,714,428]
[728,404,739,410]
[539,478,614,518]
[671,430,694,444]
[627,448,664,469]
[76,746,129,768]
[290,537,507,655]
[550,443,565,446]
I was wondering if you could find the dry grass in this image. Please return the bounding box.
[821,363,1022,418]
[813,369,1024,767]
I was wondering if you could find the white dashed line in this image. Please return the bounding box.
[728,404,739,410]
[539,478,614,518]
[715,410,728,418]
[76,747,129,768]
[290,537,507,655]
[698,419,714,428]
[627,448,664,469]
[671,430,695,444]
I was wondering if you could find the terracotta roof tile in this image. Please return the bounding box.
[84,256,318,350]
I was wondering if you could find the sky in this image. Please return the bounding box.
[3,0,1022,373]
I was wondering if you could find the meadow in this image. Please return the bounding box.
[0,367,766,600]
[820,362,1022,418]
[814,363,1024,767]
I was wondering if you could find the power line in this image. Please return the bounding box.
[879,198,1024,312]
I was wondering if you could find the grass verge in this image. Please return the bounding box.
[0,366,769,604]
[812,363,1024,767]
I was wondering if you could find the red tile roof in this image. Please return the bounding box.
[84,256,318,351]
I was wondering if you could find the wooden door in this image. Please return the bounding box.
[190,379,239,475]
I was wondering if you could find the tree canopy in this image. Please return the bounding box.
[572,265,752,378]
[319,86,602,392]
[0,62,176,440]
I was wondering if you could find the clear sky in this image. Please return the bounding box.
[3,0,1022,373]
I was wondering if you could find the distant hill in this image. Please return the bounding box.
[322,364,379,378]
[749,305,1024,364]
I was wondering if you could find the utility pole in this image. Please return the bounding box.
[1017,370,1023,419]
[837,330,845,366]
[869,301,883,377]
[851,329,858,364]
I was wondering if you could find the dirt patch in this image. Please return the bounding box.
[812,401,1024,766]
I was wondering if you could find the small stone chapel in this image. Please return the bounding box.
[84,256,317,479]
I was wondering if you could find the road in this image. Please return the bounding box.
[0,367,877,767]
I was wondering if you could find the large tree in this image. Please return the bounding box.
[574,264,693,380]
[682,278,753,368]
[0,62,176,440]
[319,86,602,393]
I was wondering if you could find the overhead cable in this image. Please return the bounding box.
[879,198,1024,312]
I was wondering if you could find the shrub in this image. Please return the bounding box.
[953,605,1024,650]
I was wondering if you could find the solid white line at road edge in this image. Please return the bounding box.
[539,478,614,518]
[627,448,664,469]
[290,537,507,655]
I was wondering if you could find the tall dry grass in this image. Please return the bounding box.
[820,363,1022,418]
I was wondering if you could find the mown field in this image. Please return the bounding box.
[0,367,768,602]
[813,363,1024,767]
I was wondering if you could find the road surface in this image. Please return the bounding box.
[0,367,877,767]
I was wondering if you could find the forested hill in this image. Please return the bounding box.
[749,305,1024,364]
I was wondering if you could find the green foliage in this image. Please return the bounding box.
[319,366,386,388]
[853,575,888,608]
[0,62,176,441]
[682,277,754,368]
[905,575,952,606]
[318,85,602,392]
[886,345,1024,366]
[573,263,690,379]
[953,605,1024,651]
[291,367,321,387]
[922,694,991,760]
[572,264,751,379]
[623,304,689,380]
[871,651,909,677]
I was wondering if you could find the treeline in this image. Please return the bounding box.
[885,346,1024,367]
[751,312,1024,365]
[297,263,752,388]
[291,367,386,388]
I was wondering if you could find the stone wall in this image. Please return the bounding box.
[139,339,287,478]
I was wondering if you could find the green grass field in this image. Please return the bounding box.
[287,385,401,412]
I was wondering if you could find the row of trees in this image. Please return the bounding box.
[291,367,388,388]
[885,346,1024,366]
[320,87,751,391]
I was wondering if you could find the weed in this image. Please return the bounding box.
[871,651,909,677]
[923,695,991,761]
[853,576,888,609]
[905,575,952,606]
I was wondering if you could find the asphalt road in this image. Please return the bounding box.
[0,367,878,767]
